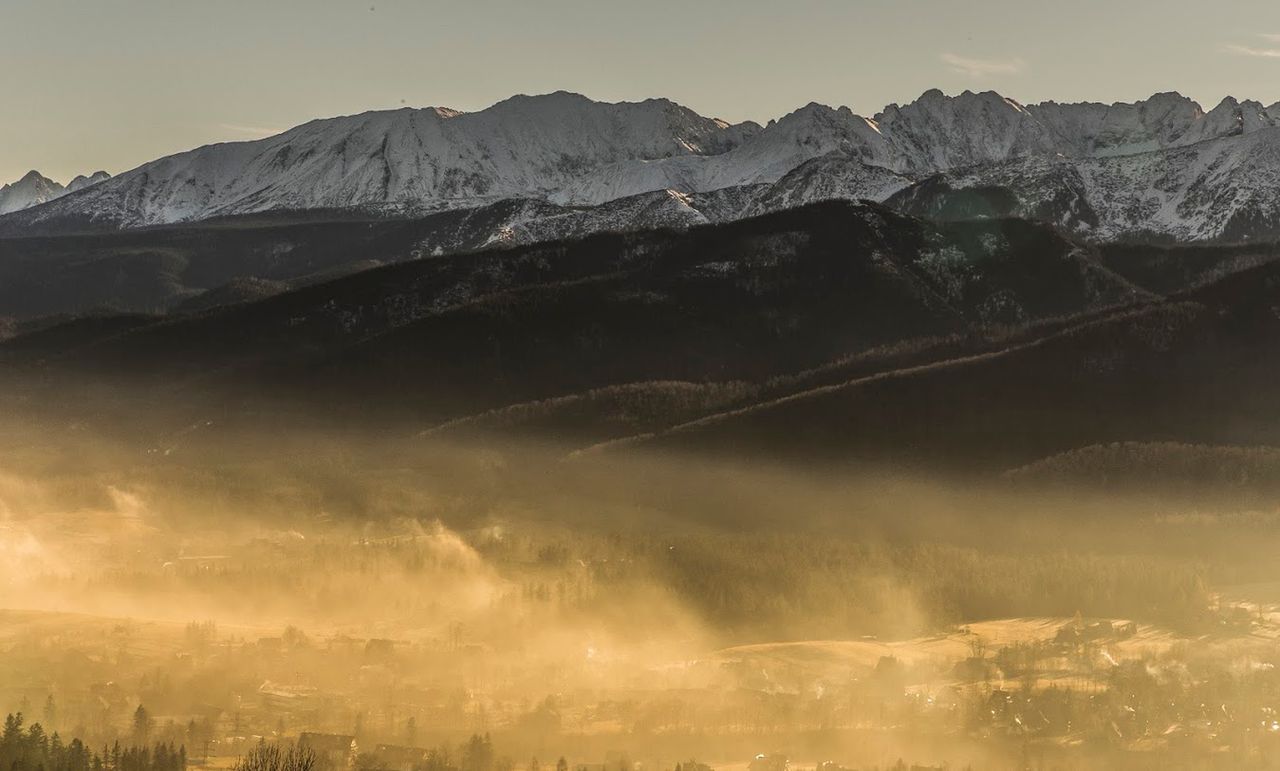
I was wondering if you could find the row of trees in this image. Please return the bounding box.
[0,713,186,771]
[236,736,569,771]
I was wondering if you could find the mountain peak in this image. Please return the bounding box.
[491,90,594,109]
[0,170,67,215]
[67,171,112,193]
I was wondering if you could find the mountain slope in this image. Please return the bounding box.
[609,261,1280,469]
[0,188,775,321]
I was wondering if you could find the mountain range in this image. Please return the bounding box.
[5,89,1280,243]
[6,88,1280,474]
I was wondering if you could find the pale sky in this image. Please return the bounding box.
[4,0,1280,183]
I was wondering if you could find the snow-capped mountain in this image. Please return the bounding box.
[6,89,1280,242]
[0,171,67,215]
[5,92,761,229]
[0,170,112,215]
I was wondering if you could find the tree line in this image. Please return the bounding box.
[0,713,186,771]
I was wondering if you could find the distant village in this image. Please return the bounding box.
[9,604,1276,771]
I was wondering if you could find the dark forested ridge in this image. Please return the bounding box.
[0,208,499,322]
[4,200,1280,473]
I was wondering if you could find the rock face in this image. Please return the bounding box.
[5,89,1280,242]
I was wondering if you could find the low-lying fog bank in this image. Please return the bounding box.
[4,412,1280,770]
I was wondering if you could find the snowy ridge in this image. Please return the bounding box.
[7,89,1280,241]
[10,92,760,229]
[893,126,1280,241]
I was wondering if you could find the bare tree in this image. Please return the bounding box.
[235,743,319,771]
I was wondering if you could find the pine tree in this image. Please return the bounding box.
[132,708,151,746]
[43,697,58,732]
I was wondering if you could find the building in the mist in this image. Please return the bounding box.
[257,681,318,712]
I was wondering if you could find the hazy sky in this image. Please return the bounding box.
[5,0,1280,183]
